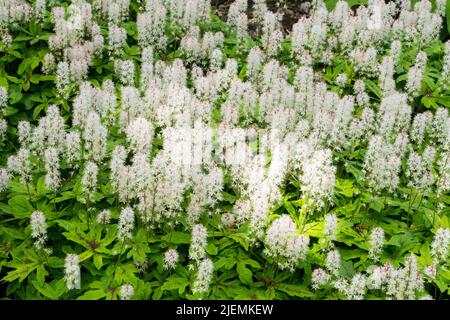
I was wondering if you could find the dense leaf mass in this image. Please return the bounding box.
[0,0,449,300]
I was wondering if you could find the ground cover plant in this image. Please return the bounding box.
[0,0,449,300]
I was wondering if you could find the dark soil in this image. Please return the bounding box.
[211,0,311,34]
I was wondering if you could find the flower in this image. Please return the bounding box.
[379,56,395,95]
[368,263,392,290]
[430,228,450,264]
[114,59,135,86]
[323,214,338,242]
[120,284,134,300]
[411,112,433,146]
[377,93,412,140]
[97,209,111,224]
[44,147,61,192]
[30,211,47,249]
[424,265,437,279]
[42,53,55,74]
[56,62,70,97]
[299,148,336,208]
[0,86,8,111]
[126,117,153,154]
[386,254,424,300]
[117,207,134,242]
[312,268,331,289]
[346,273,366,300]
[64,254,81,290]
[0,168,11,192]
[0,119,7,142]
[108,23,127,55]
[81,161,98,202]
[137,3,167,50]
[350,47,378,75]
[164,249,179,270]
[221,213,236,228]
[227,0,248,40]
[264,215,309,271]
[369,227,385,261]
[335,73,347,88]
[189,224,207,262]
[17,121,31,146]
[7,148,31,184]
[262,11,283,56]
[364,135,402,193]
[431,107,449,146]
[192,258,214,295]
[247,46,264,80]
[325,250,341,276]
[64,131,82,165]
[252,0,268,27]
[83,112,107,162]
[406,147,435,190]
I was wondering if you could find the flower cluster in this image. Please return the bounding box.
[192,258,214,295]
[64,253,81,290]
[117,207,135,242]
[30,211,47,249]
[263,215,309,271]
[120,283,134,300]
[189,224,207,262]
[430,228,450,264]
[164,249,179,270]
[368,227,385,261]
[0,0,449,300]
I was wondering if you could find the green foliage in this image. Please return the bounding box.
[0,0,449,301]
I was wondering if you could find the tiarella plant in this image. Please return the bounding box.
[0,0,449,300]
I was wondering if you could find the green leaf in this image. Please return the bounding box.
[162,276,189,295]
[31,281,60,300]
[36,175,47,196]
[435,96,450,107]
[30,74,55,84]
[341,260,356,278]
[215,256,236,270]
[22,81,30,91]
[33,103,45,119]
[8,181,32,194]
[36,265,48,286]
[421,96,439,109]
[17,59,30,75]
[47,257,64,268]
[79,250,94,262]
[364,79,382,99]
[221,191,236,203]
[447,0,450,34]
[206,243,218,255]
[336,179,356,197]
[53,191,76,203]
[0,226,26,239]
[93,254,103,269]
[162,232,192,244]
[3,263,39,283]
[241,258,261,269]
[387,233,418,254]
[369,199,384,213]
[3,106,19,116]
[152,287,163,300]
[8,85,23,104]
[228,233,250,251]
[236,261,252,285]
[274,283,314,298]
[77,290,106,300]
[8,195,34,218]
[283,199,297,216]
